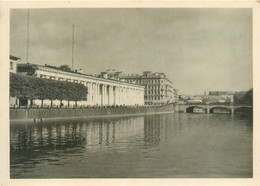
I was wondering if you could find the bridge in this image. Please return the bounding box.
[174,103,253,114]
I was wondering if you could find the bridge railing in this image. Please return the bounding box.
[177,102,252,107]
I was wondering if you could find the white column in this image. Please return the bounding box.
[103,85,107,105]
[97,84,100,105]
[89,82,93,105]
[125,87,127,105]
[93,83,97,105]
[121,87,123,105]
[114,86,117,106]
[101,84,103,105]
[121,87,124,105]
[93,83,96,105]
[101,85,104,105]
[108,86,112,105]
[125,88,128,106]
[108,86,110,105]
[118,86,121,105]
[106,85,109,105]
[114,86,117,105]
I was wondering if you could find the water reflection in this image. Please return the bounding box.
[10,113,253,178]
[144,115,166,144]
[11,117,148,152]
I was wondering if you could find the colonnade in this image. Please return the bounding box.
[85,82,144,106]
[31,65,145,106]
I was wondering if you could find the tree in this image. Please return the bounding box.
[10,73,36,106]
[58,65,73,72]
[10,73,88,108]
[56,81,67,106]
[10,73,23,98]
[234,89,253,105]
[72,83,88,107]
[241,89,253,105]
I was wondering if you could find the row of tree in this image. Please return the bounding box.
[233,88,253,105]
[10,73,88,107]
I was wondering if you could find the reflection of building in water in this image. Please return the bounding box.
[144,115,167,143]
[10,123,86,150]
[85,117,144,146]
[10,117,145,151]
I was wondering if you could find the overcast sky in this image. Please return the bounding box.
[10,8,252,95]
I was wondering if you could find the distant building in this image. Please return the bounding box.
[209,91,236,96]
[15,63,144,107]
[10,55,21,73]
[174,89,179,102]
[179,93,233,104]
[206,91,235,103]
[99,70,177,105]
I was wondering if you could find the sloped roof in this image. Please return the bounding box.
[10,55,21,60]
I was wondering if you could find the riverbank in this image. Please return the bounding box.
[10,104,175,123]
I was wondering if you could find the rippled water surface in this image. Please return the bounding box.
[10,113,253,178]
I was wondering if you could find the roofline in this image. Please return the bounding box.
[121,76,173,84]
[10,55,21,60]
[18,63,145,89]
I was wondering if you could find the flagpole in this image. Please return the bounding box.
[72,24,74,70]
[27,9,30,64]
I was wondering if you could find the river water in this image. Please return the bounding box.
[10,113,253,178]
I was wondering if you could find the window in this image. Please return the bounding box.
[10,62,13,69]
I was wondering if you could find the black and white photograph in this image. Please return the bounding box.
[1,2,258,184]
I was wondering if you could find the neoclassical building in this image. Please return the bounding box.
[17,63,144,106]
[98,70,178,105]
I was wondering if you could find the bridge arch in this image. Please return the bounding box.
[186,106,206,113]
[209,107,231,114]
[234,106,253,114]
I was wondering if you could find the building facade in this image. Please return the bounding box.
[9,55,21,106]
[17,63,144,107]
[208,91,236,96]
[179,93,234,104]
[10,55,20,73]
[99,70,177,105]
[173,88,179,102]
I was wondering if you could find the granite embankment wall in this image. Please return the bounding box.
[10,104,175,122]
